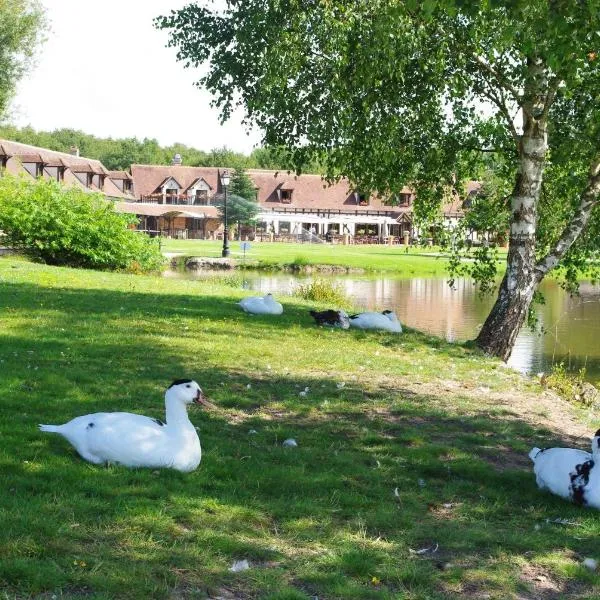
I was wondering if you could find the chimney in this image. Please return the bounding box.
[172,153,182,166]
[70,146,80,157]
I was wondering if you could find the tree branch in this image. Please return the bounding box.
[535,155,600,279]
[472,54,523,108]
[477,84,520,149]
[541,76,561,121]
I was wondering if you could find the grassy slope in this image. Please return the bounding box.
[160,240,471,276]
[0,257,598,600]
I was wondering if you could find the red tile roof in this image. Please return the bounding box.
[107,170,132,180]
[115,202,218,218]
[0,139,132,199]
[130,165,414,213]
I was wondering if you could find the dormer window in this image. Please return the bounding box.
[278,182,294,203]
[195,189,209,205]
[355,191,369,206]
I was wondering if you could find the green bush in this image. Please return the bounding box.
[544,363,588,405]
[0,175,164,272]
[294,278,351,307]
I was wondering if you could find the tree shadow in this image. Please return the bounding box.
[0,279,597,599]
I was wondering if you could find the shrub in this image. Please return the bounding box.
[544,363,597,406]
[294,278,350,307]
[0,175,164,272]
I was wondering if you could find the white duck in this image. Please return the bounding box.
[238,293,283,315]
[39,379,213,472]
[529,429,600,509]
[348,310,402,333]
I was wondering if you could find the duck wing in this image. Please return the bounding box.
[84,412,173,468]
[533,448,592,499]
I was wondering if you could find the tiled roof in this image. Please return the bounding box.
[115,202,218,218]
[185,177,212,192]
[130,165,414,213]
[108,170,132,180]
[0,144,13,157]
[0,139,131,199]
[14,152,44,163]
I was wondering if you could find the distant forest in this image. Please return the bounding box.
[0,125,323,173]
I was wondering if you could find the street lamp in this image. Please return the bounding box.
[221,169,230,257]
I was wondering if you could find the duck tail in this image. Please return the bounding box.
[529,447,542,462]
[39,424,61,433]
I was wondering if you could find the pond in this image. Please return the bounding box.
[166,268,600,383]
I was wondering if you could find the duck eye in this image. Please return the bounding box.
[186,384,191,388]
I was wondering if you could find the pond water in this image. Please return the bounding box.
[166,268,600,383]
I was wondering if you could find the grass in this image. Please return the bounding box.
[161,239,482,276]
[0,256,599,599]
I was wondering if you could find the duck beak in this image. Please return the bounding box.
[194,390,216,409]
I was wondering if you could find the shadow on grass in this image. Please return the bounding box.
[0,279,597,599]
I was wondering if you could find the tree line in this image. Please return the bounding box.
[0,124,323,173]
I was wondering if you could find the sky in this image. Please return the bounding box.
[10,0,262,154]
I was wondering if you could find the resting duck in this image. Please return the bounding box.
[529,429,600,509]
[39,379,213,472]
[348,310,402,332]
[309,309,350,329]
[238,293,283,315]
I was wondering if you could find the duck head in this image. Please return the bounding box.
[593,429,600,457]
[382,310,398,322]
[167,379,214,408]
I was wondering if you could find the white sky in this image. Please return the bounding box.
[10,0,262,154]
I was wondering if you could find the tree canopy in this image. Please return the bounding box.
[0,0,46,118]
[0,124,322,173]
[157,0,600,360]
[215,168,260,232]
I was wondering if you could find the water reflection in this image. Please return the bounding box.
[166,269,600,382]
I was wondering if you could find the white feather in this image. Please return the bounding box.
[348,310,402,332]
[238,293,283,315]
[39,380,207,472]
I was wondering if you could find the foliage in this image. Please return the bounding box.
[544,363,595,406]
[293,278,350,308]
[0,124,324,173]
[228,167,257,201]
[0,175,164,272]
[214,175,261,234]
[0,0,46,118]
[156,0,600,358]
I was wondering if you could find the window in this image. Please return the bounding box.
[281,189,293,203]
[399,193,411,206]
[356,192,369,205]
[194,189,209,205]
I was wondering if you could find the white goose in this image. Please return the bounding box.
[39,379,213,472]
[529,429,600,509]
[238,293,283,315]
[348,310,402,333]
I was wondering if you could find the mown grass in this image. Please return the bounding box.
[160,240,474,276]
[0,257,598,600]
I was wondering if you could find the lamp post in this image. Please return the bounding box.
[221,169,230,257]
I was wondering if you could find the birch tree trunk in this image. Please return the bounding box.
[475,59,548,360]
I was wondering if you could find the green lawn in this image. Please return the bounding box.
[160,239,486,276]
[0,257,598,599]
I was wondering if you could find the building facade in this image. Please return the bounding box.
[0,140,480,243]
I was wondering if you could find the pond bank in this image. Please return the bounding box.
[174,255,369,274]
